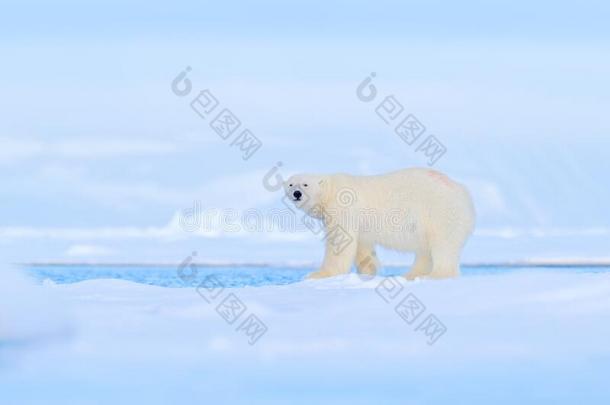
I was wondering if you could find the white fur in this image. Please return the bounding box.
[284,168,475,280]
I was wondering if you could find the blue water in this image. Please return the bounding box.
[23,264,610,288]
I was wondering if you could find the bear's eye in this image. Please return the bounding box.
[303,184,308,187]
[289,184,293,187]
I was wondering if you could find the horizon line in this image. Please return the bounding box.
[15,260,610,268]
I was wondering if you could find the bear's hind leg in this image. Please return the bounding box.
[429,246,460,279]
[356,243,379,278]
[404,251,432,280]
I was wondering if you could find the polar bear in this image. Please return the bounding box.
[284,168,475,280]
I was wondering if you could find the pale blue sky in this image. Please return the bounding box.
[1,0,609,264]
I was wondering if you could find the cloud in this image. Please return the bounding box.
[190,169,280,210]
[0,137,178,163]
[475,227,610,239]
[65,244,115,257]
[28,163,282,211]
[0,207,317,244]
[0,225,180,241]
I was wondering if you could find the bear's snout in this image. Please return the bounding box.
[293,190,302,200]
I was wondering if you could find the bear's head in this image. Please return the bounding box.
[284,174,331,214]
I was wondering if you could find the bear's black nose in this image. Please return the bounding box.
[293,190,302,200]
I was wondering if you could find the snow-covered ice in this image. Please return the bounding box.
[2,269,610,404]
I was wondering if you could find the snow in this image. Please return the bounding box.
[2,269,610,404]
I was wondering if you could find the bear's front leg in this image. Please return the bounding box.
[355,243,379,278]
[307,227,358,279]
